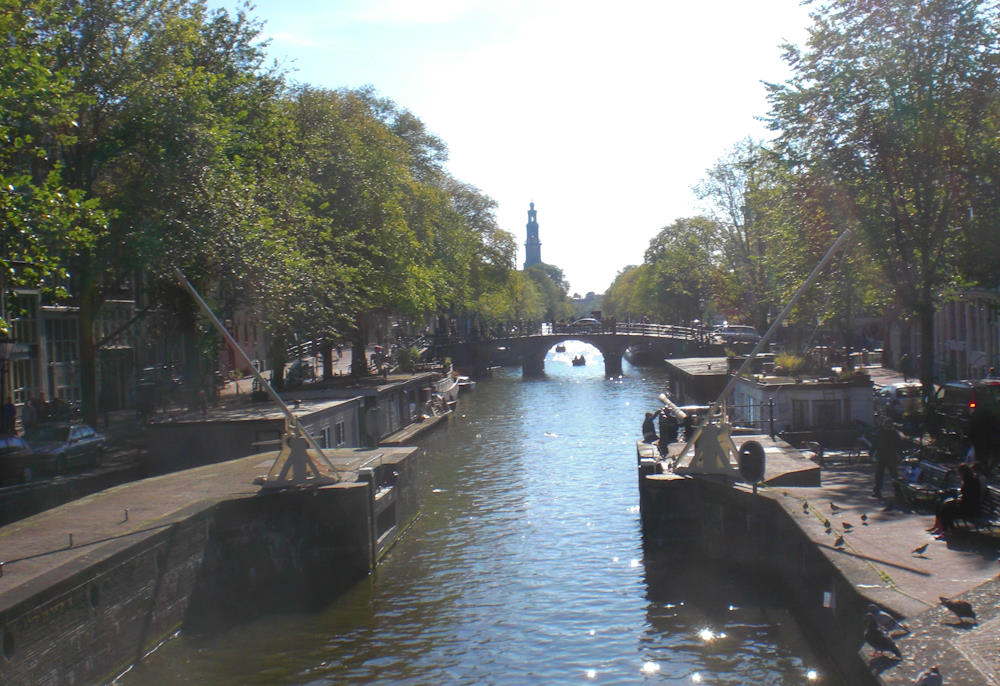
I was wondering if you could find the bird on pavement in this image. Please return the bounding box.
[939,597,976,624]
[834,534,845,547]
[830,502,841,512]
[866,604,909,636]
[823,518,831,528]
[860,513,868,524]
[803,501,809,513]
[843,521,854,531]
[913,665,942,686]
[863,615,901,659]
[911,543,929,556]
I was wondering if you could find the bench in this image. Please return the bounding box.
[893,460,956,508]
[956,485,1000,532]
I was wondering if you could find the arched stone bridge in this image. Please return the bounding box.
[439,323,726,378]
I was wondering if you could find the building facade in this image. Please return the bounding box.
[885,288,1000,381]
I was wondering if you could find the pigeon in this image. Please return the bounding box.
[939,597,976,624]
[843,521,854,531]
[830,502,841,512]
[823,518,831,528]
[866,604,909,635]
[834,534,845,547]
[803,501,810,513]
[911,543,929,556]
[860,513,868,524]
[863,615,901,659]
[913,665,942,686]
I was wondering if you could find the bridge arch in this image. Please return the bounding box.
[444,326,716,378]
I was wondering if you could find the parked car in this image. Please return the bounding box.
[0,434,36,484]
[712,325,761,345]
[286,359,316,384]
[927,379,1000,438]
[26,423,107,475]
[874,382,923,421]
[569,317,601,332]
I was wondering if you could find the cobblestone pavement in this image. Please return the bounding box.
[773,458,999,685]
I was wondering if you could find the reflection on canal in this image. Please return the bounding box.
[123,341,840,685]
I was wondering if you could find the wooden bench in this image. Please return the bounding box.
[893,460,956,508]
[956,485,1000,532]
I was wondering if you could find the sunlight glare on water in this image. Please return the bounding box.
[123,351,841,685]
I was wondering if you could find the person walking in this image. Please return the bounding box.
[872,424,900,498]
[899,353,912,382]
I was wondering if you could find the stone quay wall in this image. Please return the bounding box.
[640,475,878,686]
[0,449,420,685]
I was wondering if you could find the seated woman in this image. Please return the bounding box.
[930,462,983,537]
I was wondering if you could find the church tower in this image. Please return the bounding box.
[524,202,541,268]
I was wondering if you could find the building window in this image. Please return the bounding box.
[334,420,346,447]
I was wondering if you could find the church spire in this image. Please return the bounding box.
[524,202,541,268]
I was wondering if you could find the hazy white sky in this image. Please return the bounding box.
[214,0,812,295]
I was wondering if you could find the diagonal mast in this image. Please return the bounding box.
[173,267,341,485]
[672,229,853,474]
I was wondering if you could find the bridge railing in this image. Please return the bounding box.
[430,322,708,345]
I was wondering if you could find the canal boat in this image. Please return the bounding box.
[572,355,586,366]
[434,374,460,408]
[456,375,476,392]
[624,343,664,367]
[555,344,567,353]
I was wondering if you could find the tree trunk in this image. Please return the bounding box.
[78,286,99,426]
[918,299,935,391]
[351,312,370,377]
[321,339,334,380]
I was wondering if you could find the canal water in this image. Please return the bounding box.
[124,341,840,685]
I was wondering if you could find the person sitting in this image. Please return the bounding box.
[642,410,660,443]
[929,462,983,537]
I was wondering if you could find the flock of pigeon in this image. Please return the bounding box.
[802,498,982,684]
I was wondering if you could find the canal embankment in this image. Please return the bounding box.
[639,437,1000,685]
[0,445,420,686]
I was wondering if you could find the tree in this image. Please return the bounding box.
[642,217,722,323]
[0,0,107,324]
[695,139,783,332]
[524,263,573,323]
[767,0,1000,386]
[603,264,657,321]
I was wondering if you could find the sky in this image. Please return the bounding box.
[212,0,813,295]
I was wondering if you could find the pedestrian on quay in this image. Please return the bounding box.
[899,353,912,382]
[872,423,900,498]
[658,407,678,457]
[1,397,15,434]
[642,410,660,443]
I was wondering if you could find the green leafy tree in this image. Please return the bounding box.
[642,217,722,323]
[0,0,107,325]
[603,264,658,321]
[524,263,573,323]
[695,139,784,331]
[767,0,1000,385]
